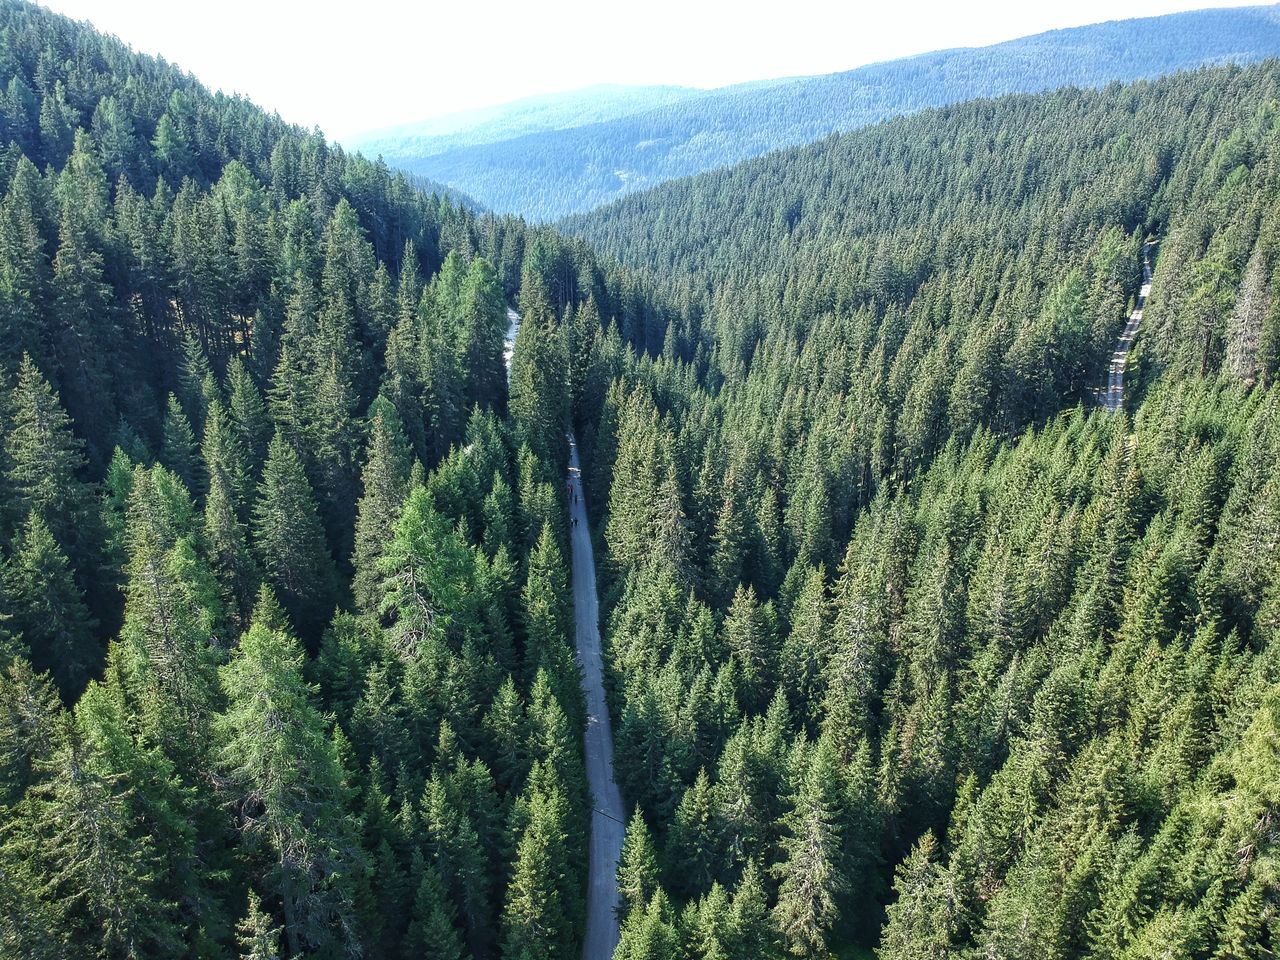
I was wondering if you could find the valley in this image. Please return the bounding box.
[0,2,1277,959]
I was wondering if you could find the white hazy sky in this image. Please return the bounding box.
[36,0,1262,141]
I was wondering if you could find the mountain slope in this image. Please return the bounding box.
[0,2,652,958]
[570,59,1280,960]
[373,4,1280,219]
[349,83,708,158]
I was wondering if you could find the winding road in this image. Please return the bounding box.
[1100,242,1156,413]
[504,309,625,960]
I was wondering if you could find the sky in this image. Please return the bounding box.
[36,0,1263,142]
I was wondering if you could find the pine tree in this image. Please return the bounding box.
[252,433,339,642]
[217,613,363,957]
[4,511,97,697]
[236,892,283,960]
[352,403,411,612]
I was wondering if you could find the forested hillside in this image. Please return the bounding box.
[2,0,1280,958]
[564,60,1280,959]
[0,1,647,957]
[367,5,1280,219]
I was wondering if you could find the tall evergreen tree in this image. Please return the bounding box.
[217,610,364,957]
[252,433,339,642]
[3,512,97,697]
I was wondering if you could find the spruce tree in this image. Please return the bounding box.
[501,783,572,960]
[4,511,97,697]
[402,858,466,960]
[352,403,411,612]
[3,353,92,547]
[227,356,271,476]
[216,613,363,957]
[252,433,339,642]
[161,392,202,495]
[236,892,283,960]
[204,469,259,634]
[770,737,847,960]
[3,714,180,957]
[668,769,720,898]
[509,274,569,467]
[618,806,661,918]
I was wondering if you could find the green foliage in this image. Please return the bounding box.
[0,5,608,958]
[2,4,1280,959]
[217,612,363,956]
[3,511,97,696]
[253,433,339,642]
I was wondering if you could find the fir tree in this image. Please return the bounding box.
[217,613,363,957]
[352,403,411,612]
[236,892,283,960]
[4,511,97,697]
[252,433,339,642]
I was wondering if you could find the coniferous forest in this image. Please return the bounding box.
[0,1,1278,959]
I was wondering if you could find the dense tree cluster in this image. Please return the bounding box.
[2,1,1280,958]
[0,2,645,956]
[593,375,1280,960]
[566,60,1280,960]
[364,7,1280,219]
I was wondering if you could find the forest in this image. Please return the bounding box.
[359,4,1280,220]
[0,0,1277,958]
[567,55,1280,960]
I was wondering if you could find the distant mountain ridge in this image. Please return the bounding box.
[350,4,1280,220]
[351,83,710,159]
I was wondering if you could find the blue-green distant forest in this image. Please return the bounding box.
[352,5,1280,219]
[353,84,711,161]
[0,0,1279,958]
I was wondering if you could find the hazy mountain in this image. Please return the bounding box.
[349,83,709,158]
[356,4,1280,220]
